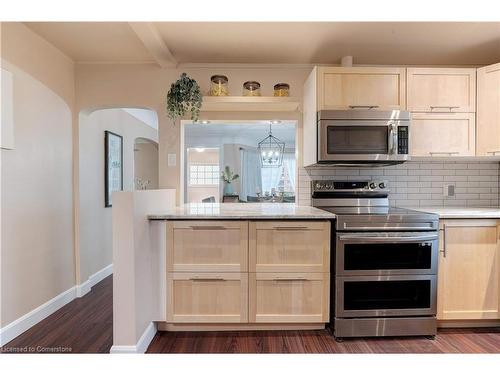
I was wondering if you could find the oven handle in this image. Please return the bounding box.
[338,234,438,242]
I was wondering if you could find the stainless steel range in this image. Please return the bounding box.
[312,179,439,339]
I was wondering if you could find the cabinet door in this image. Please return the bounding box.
[317,67,406,110]
[477,63,500,156]
[167,272,248,323]
[249,221,330,272]
[407,68,476,112]
[410,113,475,157]
[437,220,500,320]
[167,221,248,272]
[249,272,329,323]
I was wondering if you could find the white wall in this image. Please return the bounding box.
[78,108,158,283]
[0,59,74,327]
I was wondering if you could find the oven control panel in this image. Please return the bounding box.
[312,180,389,192]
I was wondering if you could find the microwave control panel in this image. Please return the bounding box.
[398,126,409,154]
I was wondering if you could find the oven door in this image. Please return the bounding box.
[336,275,437,318]
[318,120,407,162]
[336,232,438,276]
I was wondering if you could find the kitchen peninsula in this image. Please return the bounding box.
[111,195,334,353]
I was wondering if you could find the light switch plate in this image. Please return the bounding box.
[167,153,176,166]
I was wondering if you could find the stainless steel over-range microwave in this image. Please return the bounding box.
[317,110,411,165]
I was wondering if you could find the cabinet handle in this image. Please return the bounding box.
[487,150,500,155]
[274,226,310,230]
[273,277,309,282]
[189,277,226,282]
[429,152,459,156]
[430,106,460,111]
[349,105,379,109]
[439,224,447,258]
[190,226,227,230]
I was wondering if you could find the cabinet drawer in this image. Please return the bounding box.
[167,221,248,272]
[410,113,475,157]
[249,221,330,272]
[407,68,476,112]
[167,272,248,323]
[249,272,329,323]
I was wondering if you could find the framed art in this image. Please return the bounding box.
[104,130,123,207]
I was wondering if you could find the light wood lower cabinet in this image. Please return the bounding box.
[167,272,248,323]
[249,221,330,272]
[165,220,331,327]
[410,113,475,157]
[167,221,248,272]
[249,273,329,323]
[437,220,500,320]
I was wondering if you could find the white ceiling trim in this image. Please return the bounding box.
[128,22,177,68]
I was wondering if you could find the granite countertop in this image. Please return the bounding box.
[148,203,336,220]
[411,207,500,219]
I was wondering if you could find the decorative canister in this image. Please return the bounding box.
[243,81,261,96]
[210,75,229,96]
[273,83,290,97]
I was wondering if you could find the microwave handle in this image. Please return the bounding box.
[388,123,397,154]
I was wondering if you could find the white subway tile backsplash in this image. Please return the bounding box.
[299,161,500,208]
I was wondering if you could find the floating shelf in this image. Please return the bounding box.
[201,96,300,112]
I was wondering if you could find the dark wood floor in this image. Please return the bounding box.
[2,275,500,353]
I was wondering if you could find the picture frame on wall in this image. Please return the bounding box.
[104,130,123,207]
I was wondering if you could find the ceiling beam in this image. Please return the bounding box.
[128,22,177,68]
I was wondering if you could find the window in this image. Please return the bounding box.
[260,152,296,194]
[189,164,220,186]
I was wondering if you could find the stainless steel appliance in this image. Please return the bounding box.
[317,110,410,165]
[312,179,439,339]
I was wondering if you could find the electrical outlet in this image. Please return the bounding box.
[443,183,455,198]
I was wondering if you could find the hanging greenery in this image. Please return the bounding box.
[166,73,202,122]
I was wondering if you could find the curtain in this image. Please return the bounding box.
[283,152,296,192]
[240,148,262,201]
[261,151,296,195]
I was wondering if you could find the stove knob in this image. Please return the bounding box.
[379,182,386,189]
[315,182,322,190]
[369,182,376,190]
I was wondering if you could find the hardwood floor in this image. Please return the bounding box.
[1,276,113,354]
[2,275,500,353]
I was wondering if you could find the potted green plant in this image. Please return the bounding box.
[221,166,239,195]
[166,73,202,123]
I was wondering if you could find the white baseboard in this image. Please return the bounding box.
[0,286,77,346]
[110,322,157,354]
[0,263,114,346]
[76,264,113,298]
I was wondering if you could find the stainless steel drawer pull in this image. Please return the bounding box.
[349,105,379,109]
[273,277,309,282]
[487,150,500,155]
[274,226,310,230]
[429,152,459,156]
[189,277,226,282]
[430,106,460,111]
[190,226,227,230]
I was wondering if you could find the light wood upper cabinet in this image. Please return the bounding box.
[249,221,330,273]
[167,272,248,323]
[317,67,406,110]
[437,220,500,320]
[476,63,500,156]
[249,272,329,323]
[407,68,476,112]
[167,221,248,272]
[410,113,475,157]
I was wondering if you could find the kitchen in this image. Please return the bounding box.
[0,8,499,373]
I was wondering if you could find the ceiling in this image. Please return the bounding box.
[24,22,500,65]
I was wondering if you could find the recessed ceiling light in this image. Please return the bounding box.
[195,148,205,153]
[270,120,282,125]
[199,120,210,125]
